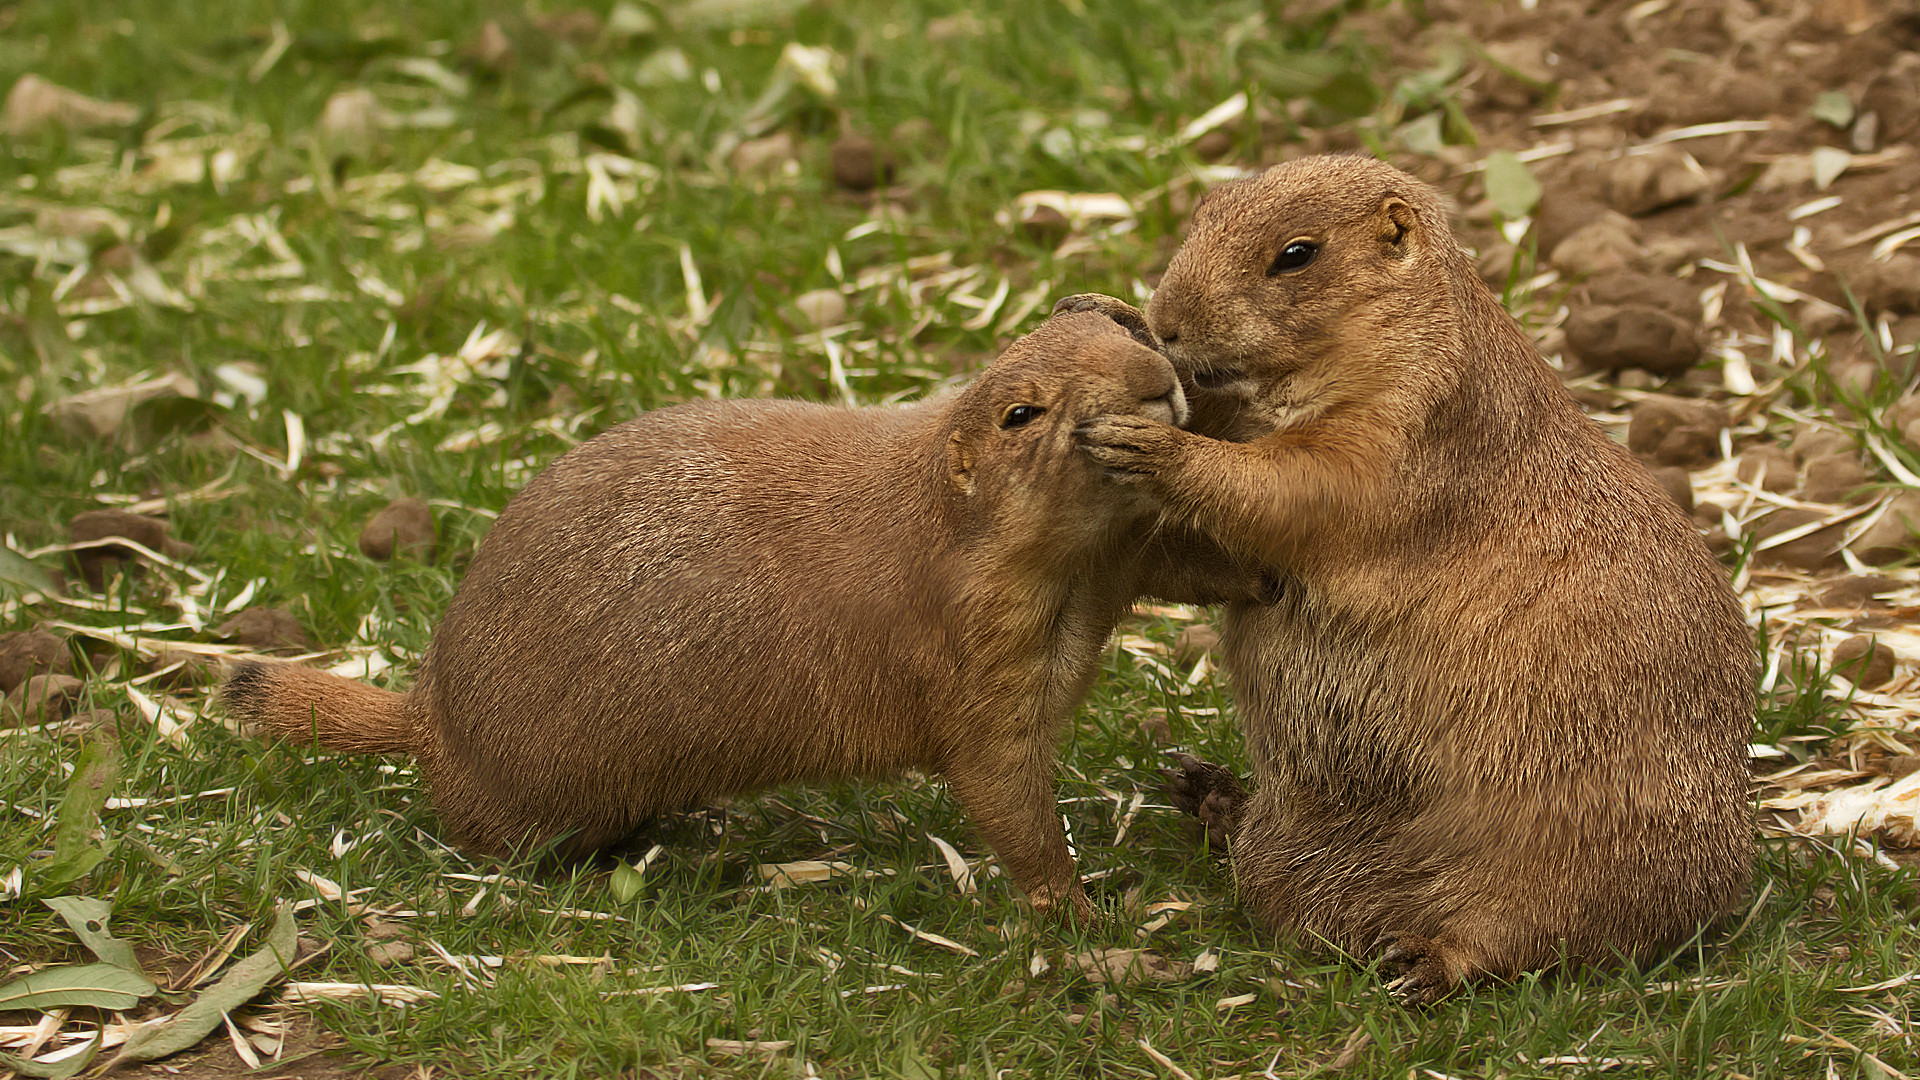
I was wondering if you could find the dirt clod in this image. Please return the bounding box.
[829,134,892,192]
[1577,272,1701,323]
[0,629,72,694]
[1736,446,1798,494]
[1564,305,1701,377]
[217,606,315,653]
[1792,424,1854,464]
[4,672,84,725]
[366,940,415,967]
[1800,453,1869,505]
[1752,510,1847,572]
[1626,395,1726,468]
[1548,218,1645,278]
[68,509,183,589]
[1817,574,1899,609]
[358,498,436,562]
[1851,253,1920,317]
[1649,466,1694,513]
[1606,148,1711,217]
[1852,491,1920,565]
[1173,624,1221,668]
[1833,635,1898,689]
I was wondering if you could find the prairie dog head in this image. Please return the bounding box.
[945,310,1186,540]
[1146,155,1462,436]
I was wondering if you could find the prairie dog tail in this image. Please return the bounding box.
[221,661,415,755]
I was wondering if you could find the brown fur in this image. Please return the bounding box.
[223,311,1260,921]
[1070,155,1755,1002]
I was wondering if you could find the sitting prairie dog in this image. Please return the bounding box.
[1066,154,1755,1002]
[224,311,1251,922]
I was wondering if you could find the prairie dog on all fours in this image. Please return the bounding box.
[1067,154,1755,1002]
[223,310,1258,922]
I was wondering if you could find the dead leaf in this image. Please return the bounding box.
[44,373,199,442]
[1070,948,1192,986]
[2,75,137,136]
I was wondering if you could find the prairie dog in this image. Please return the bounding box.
[224,311,1246,921]
[1068,155,1754,1001]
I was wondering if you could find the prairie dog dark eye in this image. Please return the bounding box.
[1268,240,1320,275]
[1001,404,1046,429]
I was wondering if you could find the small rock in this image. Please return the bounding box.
[366,940,416,967]
[829,134,892,192]
[1852,491,1920,564]
[1753,509,1847,571]
[4,673,84,726]
[1736,446,1797,494]
[1172,624,1221,668]
[1137,711,1171,744]
[68,510,182,590]
[215,606,314,653]
[1792,424,1855,464]
[469,19,515,73]
[1565,305,1702,376]
[1649,466,1694,513]
[1893,392,1920,438]
[1615,368,1659,390]
[358,498,436,562]
[0,629,72,694]
[1,74,137,136]
[363,919,409,941]
[1606,147,1711,217]
[1801,453,1869,505]
[1817,574,1899,608]
[1627,396,1726,468]
[1853,253,1920,317]
[792,288,847,329]
[318,88,388,161]
[1832,634,1898,689]
[1548,219,1646,277]
[1192,128,1234,162]
[1017,204,1071,247]
[729,132,796,178]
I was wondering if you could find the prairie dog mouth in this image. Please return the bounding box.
[1191,366,1246,391]
[1152,379,1190,428]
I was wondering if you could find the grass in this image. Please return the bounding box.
[2,0,1918,1077]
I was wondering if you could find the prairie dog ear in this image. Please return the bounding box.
[947,429,976,496]
[1376,196,1418,251]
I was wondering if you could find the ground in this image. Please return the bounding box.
[3,0,1919,1077]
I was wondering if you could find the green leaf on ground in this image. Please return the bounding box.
[0,545,56,599]
[102,901,297,1070]
[33,730,123,891]
[1484,150,1542,221]
[609,859,645,903]
[42,896,148,978]
[1811,90,1854,129]
[1310,71,1380,120]
[0,962,155,1011]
